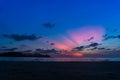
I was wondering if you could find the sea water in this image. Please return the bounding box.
[0,57,120,62]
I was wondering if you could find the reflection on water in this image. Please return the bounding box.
[0,57,120,62]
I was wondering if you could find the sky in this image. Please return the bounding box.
[0,0,120,57]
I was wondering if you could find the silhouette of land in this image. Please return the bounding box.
[0,52,50,57]
[0,62,120,80]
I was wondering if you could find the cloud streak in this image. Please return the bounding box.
[42,22,55,29]
[3,34,41,41]
[35,48,57,54]
[103,34,120,41]
[73,46,85,51]
[0,48,18,52]
[84,50,120,58]
[73,42,101,51]
[87,43,100,47]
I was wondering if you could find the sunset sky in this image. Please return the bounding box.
[0,0,120,57]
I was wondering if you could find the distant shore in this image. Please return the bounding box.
[0,52,50,57]
[0,61,120,80]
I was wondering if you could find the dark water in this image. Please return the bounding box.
[0,57,120,62]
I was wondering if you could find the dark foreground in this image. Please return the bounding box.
[0,62,120,80]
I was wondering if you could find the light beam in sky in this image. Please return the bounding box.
[68,26,105,45]
[44,26,105,50]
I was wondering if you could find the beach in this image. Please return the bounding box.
[0,62,120,80]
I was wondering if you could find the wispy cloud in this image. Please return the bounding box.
[35,48,57,54]
[103,34,120,41]
[73,46,85,51]
[87,42,100,47]
[0,48,18,52]
[3,34,42,41]
[42,22,55,29]
[87,37,94,41]
[73,42,101,51]
[84,50,120,58]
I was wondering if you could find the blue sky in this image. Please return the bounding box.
[0,0,120,57]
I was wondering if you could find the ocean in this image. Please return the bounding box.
[0,57,120,62]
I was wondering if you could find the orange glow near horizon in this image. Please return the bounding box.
[72,52,83,57]
[53,42,71,50]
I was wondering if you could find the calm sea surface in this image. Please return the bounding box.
[0,57,120,62]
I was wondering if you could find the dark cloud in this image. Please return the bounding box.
[0,48,18,52]
[98,48,112,50]
[36,48,57,54]
[117,35,120,39]
[50,43,55,45]
[106,48,111,50]
[3,34,42,41]
[91,47,111,51]
[73,46,84,51]
[97,48,106,50]
[0,46,7,48]
[84,50,120,58]
[87,43,100,47]
[84,37,94,42]
[20,44,29,48]
[45,41,55,46]
[91,47,97,50]
[73,43,102,51]
[87,37,94,41]
[6,48,18,51]
[103,34,120,41]
[104,36,116,41]
[42,22,55,28]
[23,50,32,53]
[73,43,100,51]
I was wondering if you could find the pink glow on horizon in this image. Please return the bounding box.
[45,26,105,50]
[68,26,105,45]
[52,51,84,57]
